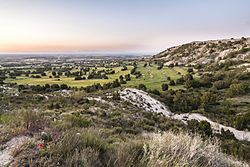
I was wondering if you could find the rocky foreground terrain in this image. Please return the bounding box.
[1,88,249,166]
[120,88,250,141]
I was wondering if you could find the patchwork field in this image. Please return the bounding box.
[126,62,188,90]
[5,62,190,90]
[6,66,133,88]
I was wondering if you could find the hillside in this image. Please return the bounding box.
[153,37,250,67]
[1,40,250,166]
[1,88,249,166]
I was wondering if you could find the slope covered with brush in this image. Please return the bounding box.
[153,37,250,67]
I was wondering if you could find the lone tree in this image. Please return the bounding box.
[125,74,131,81]
[52,71,57,76]
[201,91,216,111]
[169,80,175,86]
[121,65,128,71]
[162,83,169,91]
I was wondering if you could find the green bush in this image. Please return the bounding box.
[227,83,248,97]
[48,130,110,166]
[138,84,147,91]
[22,110,44,131]
[235,112,250,130]
[161,83,168,91]
[66,115,91,128]
[169,80,175,86]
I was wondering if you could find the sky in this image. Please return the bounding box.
[0,0,250,54]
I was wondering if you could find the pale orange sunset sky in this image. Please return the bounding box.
[0,0,250,53]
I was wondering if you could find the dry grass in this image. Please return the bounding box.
[141,131,248,167]
[47,130,110,167]
[6,130,248,167]
[111,140,145,167]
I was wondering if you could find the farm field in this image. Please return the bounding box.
[5,63,190,90]
[126,62,188,90]
[6,66,133,88]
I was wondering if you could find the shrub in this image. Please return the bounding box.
[125,74,131,81]
[234,112,250,130]
[141,131,244,167]
[161,83,168,91]
[48,130,110,166]
[10,130,247,167]
[121,65,128,71]
[201,91,216,110]
[75,76,84,80]
[183,74,193,81]
[176,77,184,85]
[169,80,175,86]
[41,73,46,76]
[112,141,145,167]
[52,71,57,76]
[30,75,41,78]
[185,79,200,88]
[60,84,68,89]
[213,80,230,90]
[66,115,91,128]
[150,89,161,95]
[227,83,249,97]
[138,84,147,91]
[22,110,44,132]
[51,84,60,90]
[197,121,213,137]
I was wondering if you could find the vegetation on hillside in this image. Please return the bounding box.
[1,38,250,165]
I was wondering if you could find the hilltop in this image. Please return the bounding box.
[153,37,250,67]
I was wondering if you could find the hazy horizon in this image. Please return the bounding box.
[0,0,250,53]
[0,51,154,56]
